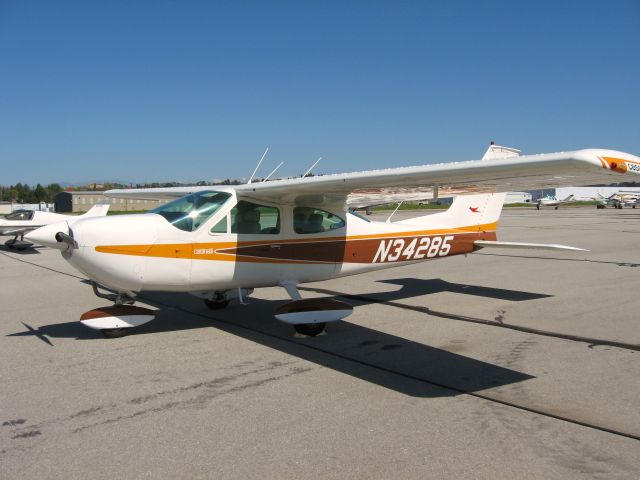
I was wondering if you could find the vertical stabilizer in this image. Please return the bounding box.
[80,204,110,217]
[396,193,506,228]
[440,192,506,226]
[481,143,522,161]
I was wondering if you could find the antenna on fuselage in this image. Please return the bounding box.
[263,162,284,182]
[248,147,269,184]
[385,201,404,223]
[302,157,322,177]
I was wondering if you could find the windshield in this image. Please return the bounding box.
[149,191,231,232]
[6,210,34,221]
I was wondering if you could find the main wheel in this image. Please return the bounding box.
[101,328,129,339]
[554,206,558,210]
[294,322,326,337]
[204,299,230,310]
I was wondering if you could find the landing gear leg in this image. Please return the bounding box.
[5,234,31,250]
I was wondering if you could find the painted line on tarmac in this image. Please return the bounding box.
[299,286,640,352]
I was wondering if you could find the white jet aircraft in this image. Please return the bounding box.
[535,194,575,210]
[26,148,640,338]
[1,204,110,250]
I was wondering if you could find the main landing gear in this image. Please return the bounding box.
[199,284,354,337]
[275,281,353,337]
[203,291,231,310]
[293,323,327,337]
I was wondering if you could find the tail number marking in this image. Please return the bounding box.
[373,235,454,263]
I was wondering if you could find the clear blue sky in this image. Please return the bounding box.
[1,0,638,185]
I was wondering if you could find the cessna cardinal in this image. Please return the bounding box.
[1,204,109,249]
[26,148,640,338]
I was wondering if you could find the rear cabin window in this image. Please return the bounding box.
[231,200,280,234]
[293,207,345,234]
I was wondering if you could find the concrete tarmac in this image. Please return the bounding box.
[1,207,639,479]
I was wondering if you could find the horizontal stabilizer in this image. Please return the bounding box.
[474,240,587,251]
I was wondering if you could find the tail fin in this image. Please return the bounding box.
[481,143,521,161]
[80,204,110,217]
[396,193,506,227]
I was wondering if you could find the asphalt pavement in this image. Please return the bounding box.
[1,207,639,479]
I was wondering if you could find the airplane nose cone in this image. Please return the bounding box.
[25,221,70,250]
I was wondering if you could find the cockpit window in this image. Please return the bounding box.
[6,210,34,221]
[149,191,231,232]
[293,207,345,234]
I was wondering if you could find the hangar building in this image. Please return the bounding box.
[55,191,165,213]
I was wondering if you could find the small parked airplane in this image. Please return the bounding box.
[535,194,575,210]
[595,192,639,209]
[26,148,640,338]
[0,204,109,249]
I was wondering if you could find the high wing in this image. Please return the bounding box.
[105,148,640,205]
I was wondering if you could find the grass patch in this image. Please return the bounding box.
[107,210,149,215]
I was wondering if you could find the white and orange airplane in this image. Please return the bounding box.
[26,148,640,338]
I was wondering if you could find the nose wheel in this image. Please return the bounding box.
[81,304,155,338]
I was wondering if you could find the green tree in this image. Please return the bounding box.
[34,184,46,202]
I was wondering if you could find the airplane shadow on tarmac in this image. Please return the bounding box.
[0,244,42,254]
[8,277,540,398]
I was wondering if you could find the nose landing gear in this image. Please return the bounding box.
[82,282,153,338]
[5,234,33,251]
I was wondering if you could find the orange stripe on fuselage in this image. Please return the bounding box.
[94,222,498,264]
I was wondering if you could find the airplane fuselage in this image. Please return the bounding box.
[62,209,496,294]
